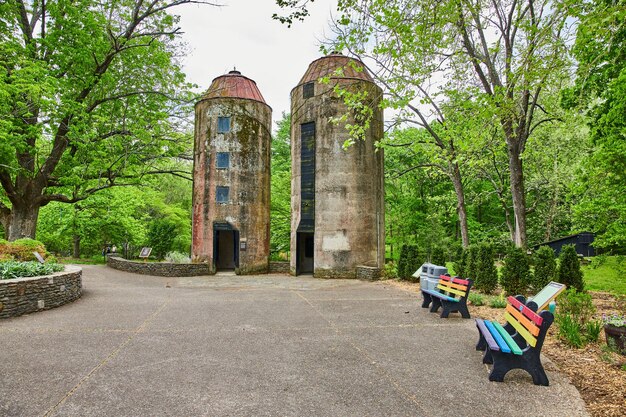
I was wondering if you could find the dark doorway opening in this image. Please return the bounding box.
[213,223,239,271]
[296,232,314,275]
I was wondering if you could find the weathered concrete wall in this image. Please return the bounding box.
[0,266,82,319]
[107,256,211,277]
[269,261,290,274]
[290,57,385,278]
[192,97,272,274]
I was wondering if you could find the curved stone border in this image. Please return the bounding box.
[0,265,82,319]
[107,256,211,277]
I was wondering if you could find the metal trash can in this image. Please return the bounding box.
[415,262,432,282]
[423,264,448,292]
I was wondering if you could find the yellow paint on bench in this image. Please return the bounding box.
[506,304,540,336]
[436,284,465,297]
[505,312,537,347]
[441,281,468,291]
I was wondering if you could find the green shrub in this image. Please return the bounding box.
[557,314,585,348]
[164,251,190,263]
[532,246,557,291]
[147,220,177,259]
[474,243,498,294]
[382,261,398,279]
[0,238,48,262]
[468,293,484,306]
[454,247,469,279]
[500,246,531,295]
[466,244,478,281]
[430,246,447,266]
[557,244,585,292]
[557,289,596,326]
[0,261,64,280]
[585,320,603,343]
[489,295,507,309]
[397,245,410,280]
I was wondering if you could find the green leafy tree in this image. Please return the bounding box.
[474,243,498,294]
[332,0,576,248]
[270,113,291,259]
[532,246,557,291]
[557,244,585,292]
[148,219,177,259]
[501,246,531,295]
[0,0,206,240]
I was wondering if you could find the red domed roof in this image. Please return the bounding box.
[297,52,374,86]
[202,70,267,104]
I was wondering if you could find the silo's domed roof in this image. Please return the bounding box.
[202,70,267,104]
[297,52,374,86]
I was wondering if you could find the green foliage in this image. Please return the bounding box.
[489,295,507,309]
[270,113,291,258]
[382,261,398,279]
[430,246,447,266]
[466,244,478,281]
[397,245,410,280]
[557,289,596,327]
[468,293,484,306]
[0,239,47,261]
[397,244,420,281]
[532,246,557,292]
[454,247,469,279]
[0,261,64,280]
[500,246,531,295]
[582,256,626,295]
[474,243,498,294]
[556,314,585,348]
[165,251,190,264]
[558,245,585,292]
[555,289,599,347]
[148,220,177,260]
[585,320,603,343]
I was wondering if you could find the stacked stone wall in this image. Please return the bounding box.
[356,266,381,281]
[107,256,211,277]
[0,266,82,319]
[269,261,290,274]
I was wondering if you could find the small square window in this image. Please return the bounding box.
[217,116,231,133]
[216,186,229,203]
[216,152,230,169]
[303,82,314,99]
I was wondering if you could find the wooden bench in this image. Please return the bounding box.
[421,275,472,318]
[475,295,554,386]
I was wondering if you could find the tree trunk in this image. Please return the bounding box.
[73,235,81,258]
[450,162,470,248]
[7,203,40,241]
[508,150,527,248]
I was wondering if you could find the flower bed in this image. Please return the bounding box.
[0,265,82,319]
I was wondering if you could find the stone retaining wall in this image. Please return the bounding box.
[356,266,381,281]
[107,256,211,277]
[0,266,82,319]
[269,261,290,274]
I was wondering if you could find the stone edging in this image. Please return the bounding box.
[106,256,211,277]
[0,265,82,319]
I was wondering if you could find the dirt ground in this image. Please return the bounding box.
[384,280,626,417]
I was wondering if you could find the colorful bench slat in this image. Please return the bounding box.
[421,275,472,318]
[435,284,466,297]
[439,275,470,286]
[475,295,555,386]
[504,312,537,347]
[506,304,540,336]
[508,296,543,326]
[484,320,510,353]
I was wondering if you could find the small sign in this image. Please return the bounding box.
[240,241,247,251]
[139,247,152,258]
[33,252,45,264]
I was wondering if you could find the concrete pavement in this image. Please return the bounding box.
[0,265,588,416]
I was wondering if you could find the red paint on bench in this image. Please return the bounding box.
[507,296,543,326]
[439,275,470,286]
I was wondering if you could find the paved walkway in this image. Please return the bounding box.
[0,265,588,416]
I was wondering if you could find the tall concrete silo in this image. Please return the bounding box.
[192,70,272,274]
[290,53,385,277]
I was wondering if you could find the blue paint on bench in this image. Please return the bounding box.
[422,289,459,303]
[484,320,511,353]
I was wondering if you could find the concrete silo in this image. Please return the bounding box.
[192,70,272,274]
[290,53,385,277]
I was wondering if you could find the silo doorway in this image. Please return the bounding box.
[296,232,314,274]
[213,223,239,271]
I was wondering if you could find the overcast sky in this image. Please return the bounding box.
[177,0,338,128]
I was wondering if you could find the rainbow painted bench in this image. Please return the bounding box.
[475,295,555,386]
[421,275,472,318]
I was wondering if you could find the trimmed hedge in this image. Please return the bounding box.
[474,243,498,294]
[501,246,531,295]
[532,246,557,291]
[558,244,585,292]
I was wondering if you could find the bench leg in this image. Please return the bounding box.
[476,331,487,351]
[459,303,471,319]
[482,348,493,364]
[488,351,549,386]
[429,297,442,313]
[421,291,432,308]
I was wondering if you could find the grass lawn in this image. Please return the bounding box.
[582,256,626,295]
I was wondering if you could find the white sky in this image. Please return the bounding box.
[177,0,338,128]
